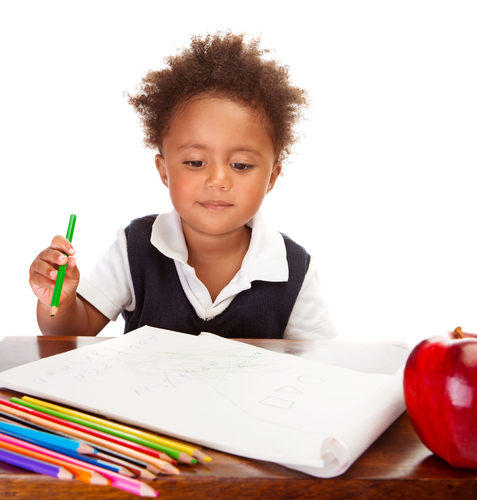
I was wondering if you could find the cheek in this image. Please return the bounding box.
[237,181,268,209]
[167,173,199,203]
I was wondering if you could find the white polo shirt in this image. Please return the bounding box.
[77,210,338,340]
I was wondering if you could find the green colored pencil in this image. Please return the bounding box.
[50,214,76,317]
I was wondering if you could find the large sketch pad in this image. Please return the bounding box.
[0,327,407,477]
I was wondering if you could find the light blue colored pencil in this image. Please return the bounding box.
[0,419,95,455]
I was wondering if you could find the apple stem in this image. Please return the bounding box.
[454,326,464,338]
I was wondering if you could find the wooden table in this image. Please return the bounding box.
[0,336,476,499]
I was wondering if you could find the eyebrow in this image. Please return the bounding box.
[178,143,263,156]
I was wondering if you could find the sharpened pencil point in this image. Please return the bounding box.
[89,470,110,485]
[140,483,159,497]
[58,467,75,480]
[50,306,58,317]
[161,462,180,475]
[193,450,212,463]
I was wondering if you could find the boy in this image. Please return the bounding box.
[29,32,338,340]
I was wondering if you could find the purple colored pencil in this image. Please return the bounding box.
[0,447,73,479]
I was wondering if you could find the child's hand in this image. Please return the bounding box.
[29,236,79,309]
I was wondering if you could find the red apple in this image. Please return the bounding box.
[403,326,477,468]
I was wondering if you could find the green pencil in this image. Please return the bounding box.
[50,214,76,317]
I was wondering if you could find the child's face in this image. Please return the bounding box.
[155,96,281,240]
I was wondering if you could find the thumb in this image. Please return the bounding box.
[65,256,79,279]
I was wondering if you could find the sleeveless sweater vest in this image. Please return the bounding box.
[122,215,310,338]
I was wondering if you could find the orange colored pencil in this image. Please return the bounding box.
[0,437,108,485]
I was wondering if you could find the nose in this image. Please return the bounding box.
[205,163,231,190]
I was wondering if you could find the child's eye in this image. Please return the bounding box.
[231,163,253,171]
[184,161,205,168]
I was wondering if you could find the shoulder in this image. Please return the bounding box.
[280,232,311,272]
[125,214,158,235]
[280,232,309,254]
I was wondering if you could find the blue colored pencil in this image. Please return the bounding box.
[0,447,73,479]
[0,419,95,456]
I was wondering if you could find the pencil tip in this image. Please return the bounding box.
[140,483,159,497]
[139,469,157,480]
[193,450,212,463]
[50,306,58,317]
[58,467,75,480]
[78,443,96,454]
[162,463,180,475]
[91,471,110,485]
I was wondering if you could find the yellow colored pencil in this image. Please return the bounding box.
[23,396,212,463]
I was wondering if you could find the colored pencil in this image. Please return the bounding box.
[50,213,76,317]
[36,446,136,477]
[22,395,211,463]
[0,418,95,456]
[0,447,73,480]
[94,451,157,480]
[71,439,161,476]
[0,434,108,485]
[0,400,179,475]
[0,431,157,497]
[14,397,191,464]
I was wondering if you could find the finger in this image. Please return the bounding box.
[37,247,70,268]
[30,256,59,281]
[50,235,76,256]
[29,265,57,291]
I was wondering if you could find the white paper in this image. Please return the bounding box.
[0,327,409,477]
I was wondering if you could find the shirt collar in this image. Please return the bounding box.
[150,209,289,283]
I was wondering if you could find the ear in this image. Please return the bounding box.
[267,162,282,193]
[155,154,169,188]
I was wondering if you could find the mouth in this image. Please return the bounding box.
[198,200,233,211]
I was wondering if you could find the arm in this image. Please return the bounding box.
[30,235,110,336]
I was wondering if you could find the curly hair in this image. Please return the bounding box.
[126,31,308,164]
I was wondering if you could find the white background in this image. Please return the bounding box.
[1,1,476,345]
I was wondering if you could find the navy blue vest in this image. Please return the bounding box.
[122,215,310,338]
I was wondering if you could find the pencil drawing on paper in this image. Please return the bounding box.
[260,395,295,410]
[0,328,397,439]
[22,335,334,431]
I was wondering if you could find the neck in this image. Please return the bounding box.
[183,222,252,265]
[181,221,252,302]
